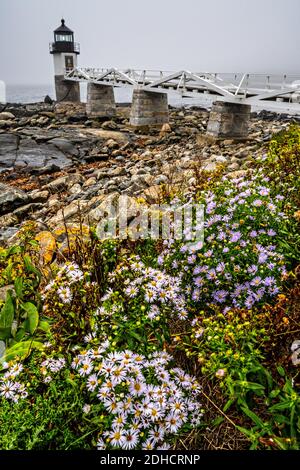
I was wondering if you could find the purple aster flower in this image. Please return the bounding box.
[254,287,265,301]
[251,276,262,287]
[248,265,258,275]
[206,201,216,214]
[269,286,280,296]
[193,266,202,275]
[250,230,258,238]
[223,247,229,253]
[259,188,270,196]
[157,255,164,265]
[264,276,275,287]
[212,290,228,303]
[267,229,276,236]
[275,195,284,201]
[206,269,217,280]
[217,231,226,241]
[245,296,255,309]
[230,231,242,243]
[258,252,268,264]
[267,203,276,211]
[187,255,196,265]
[253,199,263,207]
[216,262,226,273]
[204,250,213,258]
[192,289,201,301]
[207,234,216,243]
[193,276,204,287]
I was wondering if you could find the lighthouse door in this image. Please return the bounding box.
[65,56,74,71]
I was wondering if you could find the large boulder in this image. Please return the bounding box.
[0,112,15,121]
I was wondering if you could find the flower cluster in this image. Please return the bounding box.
[40,357,66,383]
[72,343,202,450]
[160,175,287,312]
[44,262,85,304]
[0,363,27,402]
[99,257,188,321]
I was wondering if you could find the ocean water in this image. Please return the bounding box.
[4,77,300,114]
[5,83,211,108]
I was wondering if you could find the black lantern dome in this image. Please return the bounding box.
[49,19,80,54]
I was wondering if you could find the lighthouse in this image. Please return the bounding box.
[49,19,80,102]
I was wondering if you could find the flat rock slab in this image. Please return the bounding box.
[15,139,73,171]
[82,128,130,144]
[0,133,19,169]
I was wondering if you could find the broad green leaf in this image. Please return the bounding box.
[1,340,44,364]
[14,327,26,342]
[14,277,24,299]
[22,302,39,334]
[0,327,12,340]
[38,320,50,333]
[0,291,14,335]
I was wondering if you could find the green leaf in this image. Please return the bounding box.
[23,255,41,286]
[14,327,26,342]
[22,302,39,334]
[269,400,292,412]
[223,399,235,412]
[235,380,265,392]
[236,425,256,439]
[14,277,24,299]
[212,416,224,427]
[0,291,14,338]
[7,245,22,256]
[38,320,50,333]
[241,406,265,428]
[276,365,285,377]
[0,340,44,364]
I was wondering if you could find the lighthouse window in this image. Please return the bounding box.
[55,34,73,42]
[65,56,74,70]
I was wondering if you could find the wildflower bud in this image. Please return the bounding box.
[215,369,226,379]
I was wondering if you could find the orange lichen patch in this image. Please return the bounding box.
[35,231,57,265]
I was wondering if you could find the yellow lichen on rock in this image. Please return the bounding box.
[35,231,57,265]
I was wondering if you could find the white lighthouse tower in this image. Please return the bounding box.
[49,19,80,102]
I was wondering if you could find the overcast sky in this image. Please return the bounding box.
[0,0,299,85]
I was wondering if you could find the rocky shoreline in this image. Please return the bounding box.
[0,101,298,245]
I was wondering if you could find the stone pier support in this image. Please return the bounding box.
[54,75,80,103]
[129,89,169,127]
[206,101,251,139]
[86,83,116,118]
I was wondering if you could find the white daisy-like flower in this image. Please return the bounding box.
[97,438,106,450]
[82,404,91,414]
[87,374,98,392]
[121,429,140,450]
[57,286,73,304]
[108,428,126,448]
